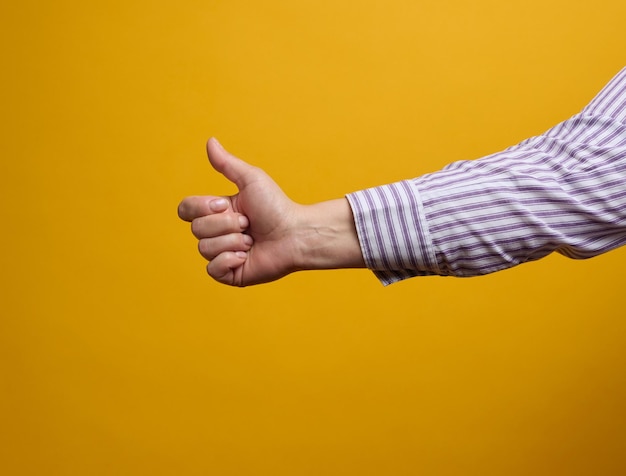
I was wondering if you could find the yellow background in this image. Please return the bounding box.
[2,1,626,474]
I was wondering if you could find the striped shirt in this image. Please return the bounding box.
[346,67,626,285]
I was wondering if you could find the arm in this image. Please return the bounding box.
[349,66,626,284]
[179,67,626,287]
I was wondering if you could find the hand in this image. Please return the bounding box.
[178,138,303,286]
[179,138,365,287]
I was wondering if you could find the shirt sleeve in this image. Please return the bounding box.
[346,67,626,285]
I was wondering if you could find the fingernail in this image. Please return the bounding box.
[235,251,247,259]
[210,198,228,212]
[243,234,253,246]
[238,215,249,228]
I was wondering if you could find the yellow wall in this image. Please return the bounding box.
[2,1,626,474]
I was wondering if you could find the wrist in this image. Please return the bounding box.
[292,198,365,272]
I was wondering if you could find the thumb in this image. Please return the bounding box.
[206,138,256,189]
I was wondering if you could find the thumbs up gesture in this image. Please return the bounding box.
[178,138,301,286]
[178,138,364,287]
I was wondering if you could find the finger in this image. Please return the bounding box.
[207,251,248,286]
[178,196,231,222]
[191,213,250,239]
[207,138,260,189]
[198,233,254,261]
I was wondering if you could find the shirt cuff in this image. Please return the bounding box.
[346,180,440,285]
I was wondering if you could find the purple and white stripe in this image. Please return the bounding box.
[347,67,626,285]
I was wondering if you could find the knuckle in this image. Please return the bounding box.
[190,219,201,238]
[207,259,227,282]
[197,239,213,260]
[177,200,190,220]
[197,239,206,256]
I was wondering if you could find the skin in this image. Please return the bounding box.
[178,138,365,286]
